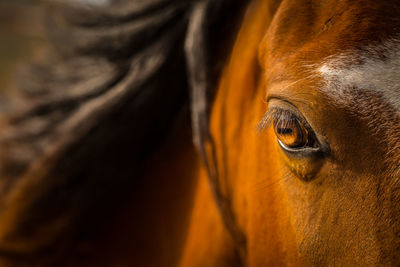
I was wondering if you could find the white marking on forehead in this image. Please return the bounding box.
[317,39,400,110]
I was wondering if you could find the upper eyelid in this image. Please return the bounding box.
[258,107,301,131]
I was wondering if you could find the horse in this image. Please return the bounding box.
[0,0,400,266]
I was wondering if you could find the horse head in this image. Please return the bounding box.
[201,0,400,265]
[1,0,400,266]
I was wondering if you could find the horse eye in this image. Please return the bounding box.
[273,116,314,150]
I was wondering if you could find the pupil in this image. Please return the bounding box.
[277,127,293,135]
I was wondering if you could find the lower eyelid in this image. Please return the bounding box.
[278,139,294,150]
[278,139,323,158]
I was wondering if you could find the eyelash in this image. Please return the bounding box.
[258,108,300,132]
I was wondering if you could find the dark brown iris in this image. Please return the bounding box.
[274,117,308,148]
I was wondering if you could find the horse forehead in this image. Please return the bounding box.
[263,0,400,62]
[317,39,400,111]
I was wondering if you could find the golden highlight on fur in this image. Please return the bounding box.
[1,0,400,266]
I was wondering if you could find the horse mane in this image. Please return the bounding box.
[0,0,247,263]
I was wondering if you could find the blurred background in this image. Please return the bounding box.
[0,0,43,92]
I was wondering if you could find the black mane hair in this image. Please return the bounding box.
[0,0,247,264]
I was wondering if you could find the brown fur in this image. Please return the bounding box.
[34,0,400,266]
[199,0,400,265]
[2,0,400,266]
